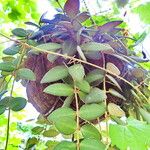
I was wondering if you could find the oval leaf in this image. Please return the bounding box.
[85,69,105,84]
[31,126,44,135]
[109,88,126,101]
[79,103,106,121]
[108,103,125,117]
[3,45,20,55]
[43,129,59,137]
[0,62,15,72]
[106,62,121,76]
[54,141,76,150]
[75,80,90,93]
[81,42,113,52]
[85,88,107,104]
[80,138,105,150]
[81,124,101,140]
[48,107,76,123]
[12,28,27,37]
[0,105,6,115]
[9,97,27,111]
[44,83,74,96]
[55,117,76,135]
[17,68,36,81]
[41,66,69,83]
[62,95,74,107]
[68,64,85,81]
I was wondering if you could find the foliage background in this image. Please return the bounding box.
[0,0,150,149]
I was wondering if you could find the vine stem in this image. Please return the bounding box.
[4,78,15,150]
[4,45,27,150]
[74,84,80,150]
[0,33,148,103]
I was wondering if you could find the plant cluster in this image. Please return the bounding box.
[0,0,150,149]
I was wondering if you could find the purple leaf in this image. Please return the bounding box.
[76,12,90,23]
[98,21,123,33]
[64,0,80,18]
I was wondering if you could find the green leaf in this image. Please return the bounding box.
[12,28,27,37]
[106,74,122,90]
[75,80,90,93]
[36,42,62,51]
[17,68,36,81]
[2,56,15,62]
[9,97,27,111]
[109,88,126,101]
[139,108,150,124]
[62,95,74,107]
[81,124,101,140]
[55,117,76,135]
[79,103,106,121]
[0,105,6,115]
[43,129,59,137]
[106,62,120,76]
[41,66,69,83]
[68,64,85,81]
[26,137,39,149]
[3,45,20,55]
[108,103,125,117]
[84,88,107,104]
[133,2,150,24]
[54,141,76,150]
[109,118,150,150]
[80,42,113,52]
[85,69,104,84]
[46,141,59,149]
[31,126,44,135]
[44,83,74,96]
[48,107,76,123]
[80,138,106,150]
[0,62,15,72]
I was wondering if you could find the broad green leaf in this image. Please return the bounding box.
[68,64,85,81]
[12,28,27,37]
[62,95,74,107]
[106,62,120,76]
[47,53,59,62]
[84,88,107,104]
[31,126,44,135]
[26,137,39,149]
[81,124,101,140]
[0,62,15,72]
[80,138,106,150]
[41,66,68,83]
[0,105,6,115]
[48,107,76,123]
[133,2,150,24]
[36,42,62,51]
[46,141,59,149]
[17,68,36,81]
[43,129,59,137]
[78,91,87,101]
[85,69,104,84]
[3,45,20,55]
[68,64,84,81]
[80,42,113,52]
[139,108,150,124]
[2,56,15,62]
[44,83,74,96]
[54,141,76,150]
[108,103,125,117]
[75,80,90,93]
[106,74,122,90]
[79,103,106,121]
[9,97,27,111]
[109,88,126,101]
[109,118,150,150]
[0,96,10,107]
[55,117,76,135]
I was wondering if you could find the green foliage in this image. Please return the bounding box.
[133,2,150,24]
[109,118,150,150]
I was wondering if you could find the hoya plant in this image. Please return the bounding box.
[0,0,150,149]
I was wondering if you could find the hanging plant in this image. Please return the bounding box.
[0,0,150,149]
